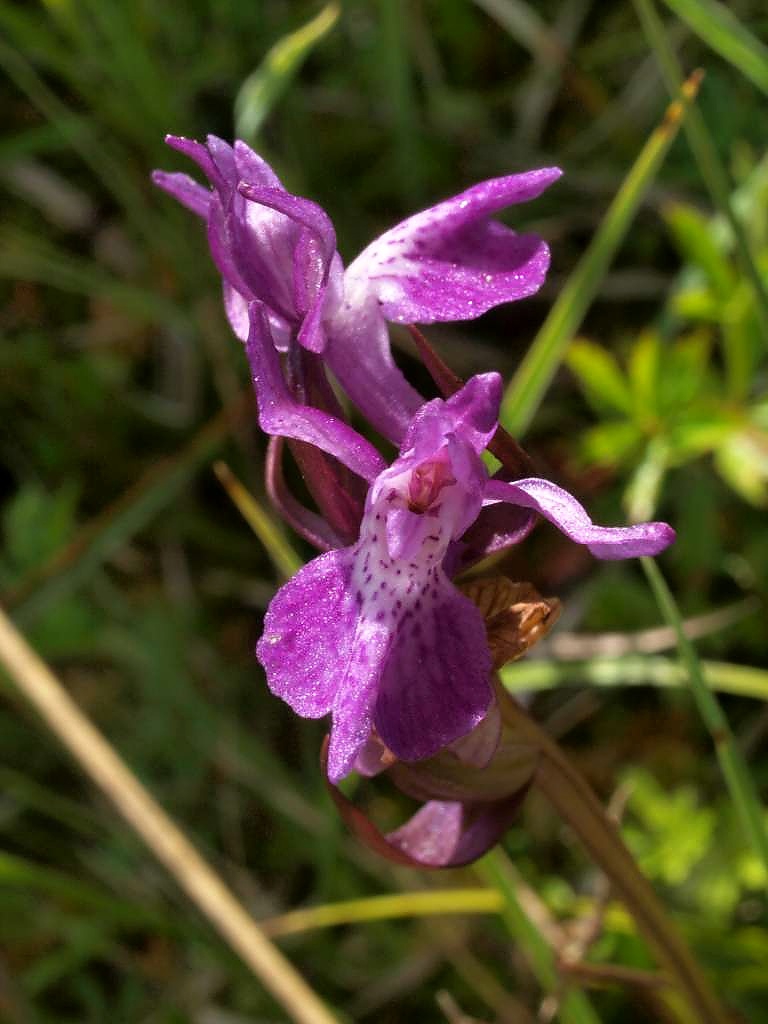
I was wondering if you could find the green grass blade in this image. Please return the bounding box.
[234,3,340,141]
[261,889,503,937]
[633,0,768,347]
[478,850,602,1024]
[6,398,245,626]
[501,653,768,701]
[500,71,702,438]
[641,557,768,885]
[213,461,302,580]
[659,0,768,96]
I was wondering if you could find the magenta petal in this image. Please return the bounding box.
[257,550,356,718]
[164,134,219,184]
[325,295,423,444]
[328,621,391,782]
[349,168,561,324]
[246,302,386,483]
[233,139,283,189]
[403,372,501,459]
[485,477,676,559]
[238,184,336,263]
[452,502,536,571]
[374,584,492,762]
[385,796,524,868]
[151,170,210,218]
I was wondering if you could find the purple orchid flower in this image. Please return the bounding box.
[152,136,560,443]
[246,303,675,783]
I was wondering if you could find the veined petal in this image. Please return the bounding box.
[257,550,355,718]
[484,477,675,559]
[374,580,492,762]
[247,302,386,483]
[347,168,561,324]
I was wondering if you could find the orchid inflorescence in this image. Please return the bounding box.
[154,137,674,867]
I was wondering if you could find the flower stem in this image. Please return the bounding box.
[498,690,728,1024]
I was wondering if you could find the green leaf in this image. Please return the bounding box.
[566,338,633,415]
[715,426,768,505]
[659,0,768,97]
[664,202,734,298]
[234,3,340,141]
[2,482,79,577]
[655,333,713,414]
[580,421,643,466]
[628,331,661,421]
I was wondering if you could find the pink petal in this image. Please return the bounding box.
[484,477,676,559]
[349,168,561,324]
[257,550,356,719]
[246,303,386,484]
[374,582,492,762]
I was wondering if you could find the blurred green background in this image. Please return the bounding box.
[1,1,767,1021]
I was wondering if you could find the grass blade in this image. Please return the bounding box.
[659,0,768,96]
[0,607,339,1024]
[234,3,340,141]
[641,557,768,885]
[500,70,702,438]
[633,0,768,346]
[214,461,302,580]
[261,889,503,937]
[6,396,249,625]
[478,850,602,1024]
[502,653,768,701]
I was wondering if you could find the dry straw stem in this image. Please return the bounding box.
[0,606,338,1024]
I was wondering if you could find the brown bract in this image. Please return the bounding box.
[459,576,561,669]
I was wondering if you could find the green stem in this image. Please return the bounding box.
[632,0,768,344]
[641,558,768,881]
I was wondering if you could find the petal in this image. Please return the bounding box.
[349,168,561,324]
[325,291,423,444]
[164,134,219,184]
[247,302,386,484]
[257,549,356,718]
[374,581,492,762]
[402,373,501,458]
[385,798,522,867]
[484,477,676,559]
[323,738,530,868]
[233,139,283,189]
[328,619,391,782]
[385,506,432,561]
[151,170,210,218]
[452,502,536,571]
[238,184,336,263]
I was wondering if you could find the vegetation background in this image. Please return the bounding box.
[1,0,767,1021]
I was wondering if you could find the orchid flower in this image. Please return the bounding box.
[245,302,675,784]
[153,136,560,443]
